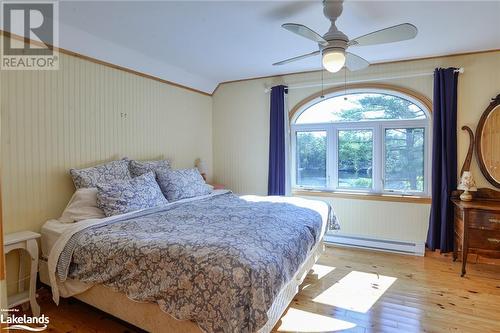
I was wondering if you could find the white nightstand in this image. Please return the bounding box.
[4,231,41,316]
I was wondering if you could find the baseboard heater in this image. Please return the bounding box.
[324,234,425,256]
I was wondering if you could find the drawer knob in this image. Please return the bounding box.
[487,238,500,244]
[489,218,500,224]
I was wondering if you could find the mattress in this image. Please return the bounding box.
[41,219,72,259]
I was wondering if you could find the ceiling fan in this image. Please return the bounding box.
[273,0,418,73]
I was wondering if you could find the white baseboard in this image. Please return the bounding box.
[324,234,425,256]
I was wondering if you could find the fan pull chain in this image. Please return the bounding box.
[344,67,348,100]
[320,69,325,99]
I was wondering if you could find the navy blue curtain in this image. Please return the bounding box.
[268,85,288,195]
[427,68,459,252]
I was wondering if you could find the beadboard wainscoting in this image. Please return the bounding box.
[0,35,213,295]
[299,195,430,256]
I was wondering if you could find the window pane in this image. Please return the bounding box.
[296,93,426,124]
[296,131,327,187]
[385,128,425,192]
[338,130,373,189]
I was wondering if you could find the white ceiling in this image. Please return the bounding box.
[53,1,500,93]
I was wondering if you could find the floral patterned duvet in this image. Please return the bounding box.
[54,192,335,333]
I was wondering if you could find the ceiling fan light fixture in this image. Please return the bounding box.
[322,48,345,73]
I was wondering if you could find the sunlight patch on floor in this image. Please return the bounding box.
[276,307,356,332]
[312,270,397,313]
[311,264,336,279]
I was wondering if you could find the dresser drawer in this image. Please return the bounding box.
[468,229,500,251]
[468,210,500,230]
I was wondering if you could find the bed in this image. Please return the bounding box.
[39,190,334,333]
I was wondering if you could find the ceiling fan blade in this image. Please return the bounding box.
[273,50,320,66]
[345,52,370,71]
[349,23,418,46]
[282,23,329,46]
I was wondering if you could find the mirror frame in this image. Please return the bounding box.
[475,94,500,188]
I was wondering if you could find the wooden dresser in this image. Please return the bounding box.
[451,189,500,276]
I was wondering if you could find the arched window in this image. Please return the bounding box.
[291,87,431,195]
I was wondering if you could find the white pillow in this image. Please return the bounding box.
[59,188,105,223]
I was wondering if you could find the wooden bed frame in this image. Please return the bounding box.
[39,242,324,333]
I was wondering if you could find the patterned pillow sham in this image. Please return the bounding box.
[96,172,168,217]
[129,159,170,177]
[70,159,132,189]
[156,168,211,202]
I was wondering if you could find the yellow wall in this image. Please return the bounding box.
[0,36,213,294]
[212,51,500,243]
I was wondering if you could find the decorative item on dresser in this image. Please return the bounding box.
[451,189,500,277]
[457,171,477,201]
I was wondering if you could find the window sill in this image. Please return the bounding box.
[292,189,431,204]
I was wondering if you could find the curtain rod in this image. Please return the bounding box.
[264,67,464,93]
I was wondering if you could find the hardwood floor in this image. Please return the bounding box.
[29,246,500,332]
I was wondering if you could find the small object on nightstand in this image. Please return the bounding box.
[4,231,41,316]
[195,158,208,181]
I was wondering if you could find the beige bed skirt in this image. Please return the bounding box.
[39,241,324,333]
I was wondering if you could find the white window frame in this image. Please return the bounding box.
[290,88,432,196]
[291,126,331,190]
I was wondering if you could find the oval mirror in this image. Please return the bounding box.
[476,95,500,188]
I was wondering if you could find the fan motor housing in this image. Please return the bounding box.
[320,36,348,53]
